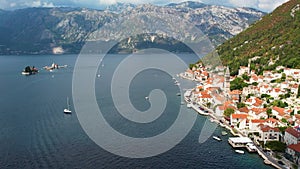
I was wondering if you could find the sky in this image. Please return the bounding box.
[0,0,289,12]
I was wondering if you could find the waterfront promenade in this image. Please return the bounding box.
[184,94,288,169]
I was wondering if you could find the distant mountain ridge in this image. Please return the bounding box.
[0,1,265,55]
[215,0,300,75]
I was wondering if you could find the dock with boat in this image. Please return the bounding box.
[228,137,252,148]
[228,137,257,153]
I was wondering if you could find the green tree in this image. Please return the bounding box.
[267,109,272,118]
[237,102,246,109]
[281,118,288,123]
[189,64,196,70]
[261,94,271,99]
[281,73,286,82]
[252,82,258,86]
[242,73,250,81]
[297,85,300,98]
[224,108,235,117]
[230,77,248,91]
[272,100,288,108]
[265,141,286,152]
[290,110,295,116]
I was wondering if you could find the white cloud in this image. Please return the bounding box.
[26,0,55,7]
[227,0,289,12]
[98,0,117,5]
[42,2,54,7]
[228,0,259,8]
[30,0,41,7]
[10,2,17,7]
[257,0,289,12]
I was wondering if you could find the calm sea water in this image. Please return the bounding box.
[0,54,273,169]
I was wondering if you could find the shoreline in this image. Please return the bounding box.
[185,96,282,169]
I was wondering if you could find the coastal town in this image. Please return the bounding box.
[180,58,300,169]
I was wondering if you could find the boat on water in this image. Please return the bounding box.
[145,96,149,100]
[176,93,181,96]
[22,66,38,75]
[221,131,228,136]
[187,103,192,108]
[246,143,257,152]
[21,71,30,75]
[44,62,68,71]
[64,97,72,114]
[213,136,222,141]
[235,150,245,154]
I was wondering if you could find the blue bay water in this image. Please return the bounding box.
[0,54,273,169]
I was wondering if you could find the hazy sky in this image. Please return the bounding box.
[0,0,289,12]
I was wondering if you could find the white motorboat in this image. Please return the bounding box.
[213,136,222,141]
[235,150,245,154]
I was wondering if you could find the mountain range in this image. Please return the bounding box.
[0,1,265,55]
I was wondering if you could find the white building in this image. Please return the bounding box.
[230,114,248,129]
[256,125,280,144]
[284,127,300,145]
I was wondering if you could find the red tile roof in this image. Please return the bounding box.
[229,90,242,95]
[272,106,286,116]
[198,91,212,99]
[239,107,249,113]
[274,88,281,92]
[288,143,300,153]
[251,75,258,81]
[251,119,266,123]
[292,84,299,88]
[295,114,300,120]
[285,127,300,138]
[254,98,263,107]
[231,114,248,119]
[251,108,267,115]
[266,118,279,123]
[260,125,280,132]
[202,71,209,76]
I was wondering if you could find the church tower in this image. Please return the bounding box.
[225,66,230,93]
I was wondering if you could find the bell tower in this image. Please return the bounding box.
[225,66,230,93]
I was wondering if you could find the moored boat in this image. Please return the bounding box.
[235,150,245,154]
[221,131,228,136]
[213,136,222,141]
[21,66,38,75]
[246,143,257,152]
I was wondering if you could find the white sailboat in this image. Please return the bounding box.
[64,97,72,114]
